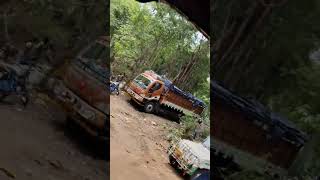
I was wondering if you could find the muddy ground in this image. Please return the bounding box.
[110,94,183,180]
[0,93,108,180]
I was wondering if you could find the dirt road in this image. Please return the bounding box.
[0,93,108,180]
[110,94,182,180]
[0,92,184,180]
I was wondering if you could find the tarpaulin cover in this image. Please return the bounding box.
[163,78,206,108]
[212,80,307,147]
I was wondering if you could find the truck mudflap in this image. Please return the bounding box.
[48,78,108,140]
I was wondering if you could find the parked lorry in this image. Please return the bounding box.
[47,36,109,140]
[212,81,308,178]
[125,70,206,119]
[168,136,210,180]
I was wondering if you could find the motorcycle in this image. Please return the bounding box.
[0,61,34,106]
[110,80,120,95]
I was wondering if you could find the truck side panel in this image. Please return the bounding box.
[212,103,300,169]
[161,90,204,116]
[61,63,109,121]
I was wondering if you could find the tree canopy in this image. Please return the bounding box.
[111,0,209,95]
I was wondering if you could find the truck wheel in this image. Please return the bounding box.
[144,101,155,113]
[169,154,176,166]
[190,169,210,180]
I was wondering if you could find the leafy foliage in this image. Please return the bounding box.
[167,115,209,142]
[1,0,107,56]
[111,0,209,93]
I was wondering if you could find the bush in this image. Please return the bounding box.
[167,115,209,142]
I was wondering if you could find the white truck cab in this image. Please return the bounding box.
[168,136,210,179]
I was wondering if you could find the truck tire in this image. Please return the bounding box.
[144,101,155,113]
[190,169,210,180]
[169,154,177,167]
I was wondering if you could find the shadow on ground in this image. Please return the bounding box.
[50,114,109,162]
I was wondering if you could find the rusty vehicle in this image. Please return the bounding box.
[125,70,206,120]
[47,36,109,140]
[212,81,308,177]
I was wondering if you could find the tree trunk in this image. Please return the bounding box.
[173,42,203,87]
[212,0,288,91]
[224,5,272,89]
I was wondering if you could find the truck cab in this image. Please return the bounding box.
[47,36,109,140]
[126,71,164,105]
[168,136,210,179]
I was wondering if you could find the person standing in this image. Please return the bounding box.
[19,39,37,65]
[193,118,203,140]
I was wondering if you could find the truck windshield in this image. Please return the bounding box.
[79,42,108,78]
[134,75,152,89]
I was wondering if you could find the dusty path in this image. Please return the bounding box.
[110,94,182,180]
[0,94,108,180]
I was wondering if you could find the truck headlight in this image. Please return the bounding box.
[78,107,96,121]
[86,110,96,121]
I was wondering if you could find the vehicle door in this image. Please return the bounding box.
[146,81,163,100]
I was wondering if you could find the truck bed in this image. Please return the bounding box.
[160,79,205,116]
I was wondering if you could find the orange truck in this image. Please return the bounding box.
[47,36,109,140]
[125,70,206,120]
